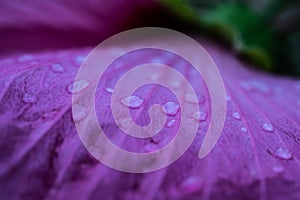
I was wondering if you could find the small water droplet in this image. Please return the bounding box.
[75,55,85,64]
[226,95,231,101]
[18,54,34,62]
[73,104,89,122]
[145,143,158,152]
[50,63,64,73]
[241,127,248,133]
[121,96,144,108]
[232,112,241,120]
[179,176,203,194]
[104,87,114,93]
[184,94,205,104]
[272,164,285,174]
[162,102,179,116]
[67,80,90,94]
[274,147,293,160]
[166,119,176,127]
[192,111,207,121]
[22,93,38,103]
[262,123,274,132]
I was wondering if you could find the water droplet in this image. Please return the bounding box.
[166,119,176,127]
[73,104,89,122]
[179,176,203,194]
[50,63,64,73]
[75,55,85,64]
[18,54,34,62]
[252,80,269,93]
[184,94,205,104]
[121,96,144,108]
[232,112,241,120]
[226,95,231,101]
[67,80,90,94]
[192,111,207,121]
[241,127,248,133]
[162,102,179,116]
[104,87,114,93]
[272,164,285,174]
[274,147,293,160]
[22,93,38,103]
[145,143,158,152]
[262,123,274,132]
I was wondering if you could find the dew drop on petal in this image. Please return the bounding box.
[67,80,90,94]
[162,102,179,116]
[192,111,207,121]
[121,96,144,108]
[166,119,176,127]
[73,104,89,122]
[241,127,248,133]
[262,123,274,132]
[50,63,64,73]
[104,87,114,93]
[272,164,285,174]
[22,93,38,103]
[232,112,241,120]
[75,55,85,64]
[274,147,293,160]
[226,95,231,101]
[179,176,203,194]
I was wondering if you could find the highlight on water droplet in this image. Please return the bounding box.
[104,87,114,93]
[232,112,241,120]
[241,127,248,133]
[121,95,144,108]
[50,63,64,73]
[22,93,38,103]
[274,147,293,160]
[179,176,203,194]
[166,119,176,127]
[67,80,90,94]
[192,111,207,121]
[162,101,180,116]
[262,123,274,132]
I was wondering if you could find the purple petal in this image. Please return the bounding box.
[0,37,300,200]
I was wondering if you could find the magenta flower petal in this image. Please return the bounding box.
[0,36,299,200]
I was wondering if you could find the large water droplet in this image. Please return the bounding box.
[162,102,179,116]
[22,93,38,103]
[192,111,207,121]
[50,63,64,73]
[232,112,241,120]
[274,147,293,160]
[166,119,176,127]
[121,96,144,108]
[262,123,274,132]
[179,176,203,194]
[67,80,90,94]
